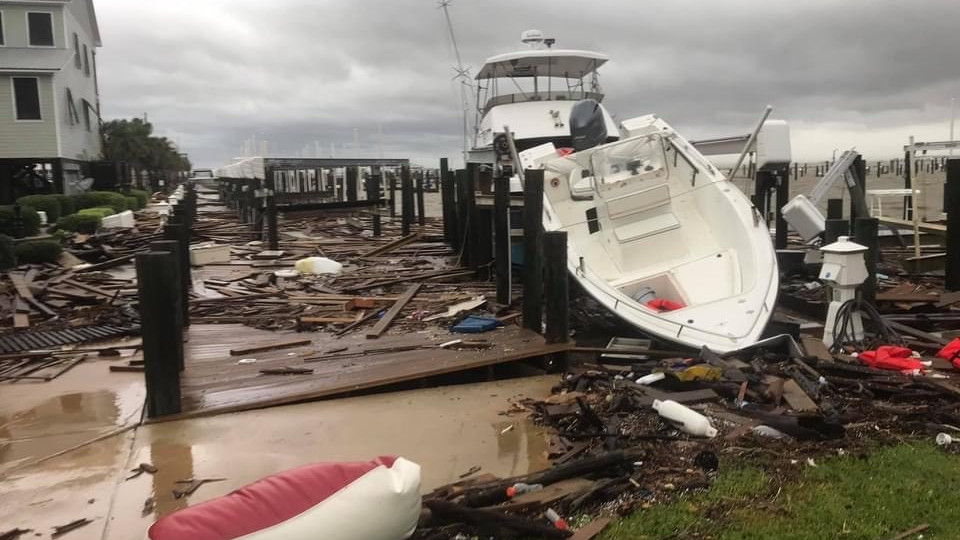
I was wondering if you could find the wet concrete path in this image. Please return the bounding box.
[1,373,555,539]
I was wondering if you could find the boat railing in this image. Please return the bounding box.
[482,91,604,112]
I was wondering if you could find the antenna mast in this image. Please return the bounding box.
[438,0,471,164]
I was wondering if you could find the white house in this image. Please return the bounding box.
[0,0,101,202]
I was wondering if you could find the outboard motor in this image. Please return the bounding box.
[570,99,607,152]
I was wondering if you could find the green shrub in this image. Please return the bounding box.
[125,196,140,210]
[129,189,150,208]
[54,194,76,216]
[56,213,101,234]
[14,239,63,264]
[77,206,115,219]
[0,234,15,270]
[73,191,128,213]
[0,205,41,237]
[17,194,62,222]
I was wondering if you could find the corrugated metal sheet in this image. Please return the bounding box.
[0,48,74,72]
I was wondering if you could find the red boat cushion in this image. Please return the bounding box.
[148,456,420,540]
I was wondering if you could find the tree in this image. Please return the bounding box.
[101,118,191,190]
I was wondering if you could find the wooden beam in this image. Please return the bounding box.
[366,283,421,339]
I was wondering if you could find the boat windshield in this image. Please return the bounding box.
[590,135,667,186]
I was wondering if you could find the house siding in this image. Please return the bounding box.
[57,6,100,160]
[0,4,65,48]
[0,73,58,157]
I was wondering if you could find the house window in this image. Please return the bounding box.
[73,33,81,68]
[83,44,90,76]
[27,12,54,47]
[0,12,6,46]
[82,99,91,131]
[66,88,79,125]
[13,77,42,121]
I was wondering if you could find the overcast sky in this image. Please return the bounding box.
[95,0,960,168]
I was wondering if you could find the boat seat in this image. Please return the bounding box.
[613,212,680,242]
[606,183,670,221]
[603,182,679,242]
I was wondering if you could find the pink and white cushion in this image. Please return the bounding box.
[148,456,421,540]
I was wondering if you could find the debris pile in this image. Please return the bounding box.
[414,333,960,539]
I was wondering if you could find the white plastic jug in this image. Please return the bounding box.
[652,399,718,438]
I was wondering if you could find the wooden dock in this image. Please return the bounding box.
[167,323,568,420]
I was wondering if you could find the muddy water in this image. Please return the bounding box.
[0,360,145,474]
[1,374,555,539]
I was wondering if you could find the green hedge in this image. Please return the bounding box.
[55,194,77,216]
[73,191,128,213]
[56,213,101,234]
[17,194,62,222]
[129,189,150,208]
[77,206,116,219]
[0,234,15,270]
[15,239,63,264]
[0,206,41,237]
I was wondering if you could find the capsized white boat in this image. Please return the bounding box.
[519,113,780,353]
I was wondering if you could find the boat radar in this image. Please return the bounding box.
[520,29,555,49]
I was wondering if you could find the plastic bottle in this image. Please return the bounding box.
[506,482,543,498]
[652,399,718,438]
[636,372,665,385]
[544,508,569,531]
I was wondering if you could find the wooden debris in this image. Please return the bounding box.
[172,478,226,499]
[229,339,313,356]
[366,283,421,339]
[51,519,92,538]
[259,366,314,375]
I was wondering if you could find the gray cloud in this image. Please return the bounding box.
[95,0,960,167]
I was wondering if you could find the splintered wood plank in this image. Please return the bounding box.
[782,379,819,412]
[366,283,421,339]
[229,339,313,356]
[9,273,33,300]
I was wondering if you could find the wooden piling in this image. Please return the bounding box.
[136,251,183,418]
[494,175,511,304]
[523,170,544,333]
[475,207,493,280]
[824,219,849,245]
[401,165,414,236]
[850,155,867,231]
[346,166,358,202]
[264,168,279,250]
[465,164,478,269]
[903,150,913,220]
[388,171,397,218]
[826,198,844,220]
[366,167,382,237]
[440,158,456,246]
[416,170,426,226]
[150,240,187,336]
[946,160,960,291]
[454,169,468,254]
[163,219,191,328]
[543,230,569,344]
[854,217,878,304]
[774,167,789,249]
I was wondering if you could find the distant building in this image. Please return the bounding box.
[0,0,102,202]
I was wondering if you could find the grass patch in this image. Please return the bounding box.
[599,442,960,540]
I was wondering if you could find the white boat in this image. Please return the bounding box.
[472,32,779,352]
[468,29,619,164]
